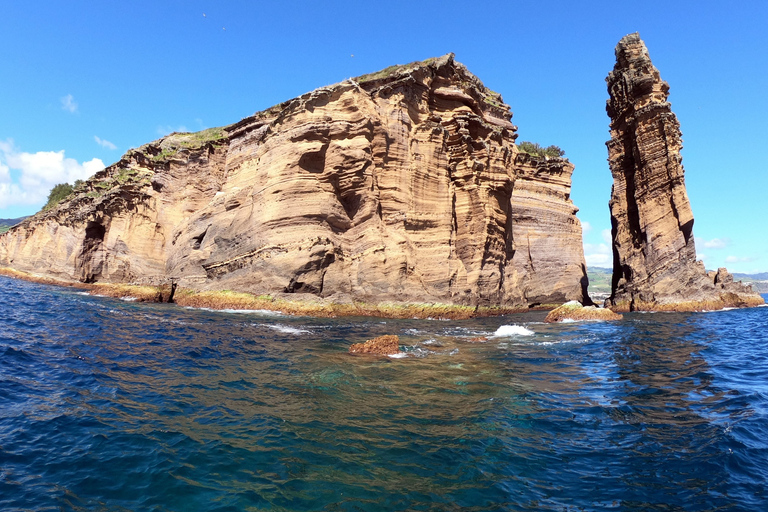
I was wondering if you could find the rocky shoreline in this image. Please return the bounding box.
[0,267,537,320]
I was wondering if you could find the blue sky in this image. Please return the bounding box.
[1,1,766,273]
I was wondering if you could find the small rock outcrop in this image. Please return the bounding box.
[544,301,622,323]
[349,335,401,355]
[0,54,591,309]
[604,34,763,312]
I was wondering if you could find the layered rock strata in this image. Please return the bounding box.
[605,34,763,311]
[0,54,590,308]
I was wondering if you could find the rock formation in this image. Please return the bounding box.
[0,54,590,309]
[544,301,622,323]
[349,335,401,355]
[605,34,763,311]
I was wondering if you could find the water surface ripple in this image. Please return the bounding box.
[1,276,767,511]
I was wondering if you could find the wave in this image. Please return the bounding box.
[261,323,311,335]
[492,324,534,337]
[186,306,283,316]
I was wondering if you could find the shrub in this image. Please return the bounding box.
[42,183,74,210]
[518,141,565,158]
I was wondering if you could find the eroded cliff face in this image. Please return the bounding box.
[0,54,589,307]
[605,34,762,310]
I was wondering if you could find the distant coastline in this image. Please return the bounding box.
[588,266,768,295]
[0,217,27,234]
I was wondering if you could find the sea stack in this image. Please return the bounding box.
[0,54,590,309]
[605,33,763,311]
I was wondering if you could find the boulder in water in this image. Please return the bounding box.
[349,335,401,355]
[545,301,622,323]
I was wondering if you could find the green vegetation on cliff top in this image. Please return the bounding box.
[517,141,566,158]
[151,127,227,162]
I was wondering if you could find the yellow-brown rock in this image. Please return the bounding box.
[0,54,590,309]
[510,153,591,306]
[349,335,401,355]
[604,34,763,311]
[544,301,622,323]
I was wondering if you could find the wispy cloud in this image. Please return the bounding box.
[61,94,78,113]
[94,136,117,150]
[0,139,104,210]
[157,125,189,136]
[725,255,756,263]
[696,237,730,250]
[601,229,612,244]
[584,242,612,267]
[581,220,592,235]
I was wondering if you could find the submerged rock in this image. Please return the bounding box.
[604,33,763,312]
[349,335,401,355]
[545,301,623,323]
[0,54,589,310]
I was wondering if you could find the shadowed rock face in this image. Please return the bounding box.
[605,34,763,311]
[0,54,590,308]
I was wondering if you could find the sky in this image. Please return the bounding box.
[1,0,766,273]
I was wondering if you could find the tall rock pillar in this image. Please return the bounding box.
[605,33,763,311]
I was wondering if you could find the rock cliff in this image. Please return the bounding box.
[605,34,763,311]
[0,54,589,308]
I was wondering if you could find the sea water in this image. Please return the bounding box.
[1,275,767,511]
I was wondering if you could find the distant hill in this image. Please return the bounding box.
[587,267,612,299]
[734,272,768,281]
[732,272,768,293]
[587,267,768,295]
[0,217,27,234]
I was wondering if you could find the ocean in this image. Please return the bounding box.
[1,275,767,511]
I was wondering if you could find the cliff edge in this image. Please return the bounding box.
[0,54,589,309]
[605,34,763,311]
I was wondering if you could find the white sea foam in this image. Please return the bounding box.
[492,324,535,337]
[120,297,137,302]
[388,352,409,359]
[187,306,283,316]
[263,324,311,335]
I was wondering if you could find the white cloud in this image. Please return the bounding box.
[696,237,730,250]
[94,136,117,150]
[725,255,756,263]
[581,220,592,235]
[61,94,78,113]
[0,139,104,209]
[698,253,708,261]
[584,242,612,267]
[601,229,612,244]
[157,125,189,136]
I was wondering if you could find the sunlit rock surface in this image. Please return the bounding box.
[605,34,763,311]
[0,54,590,308]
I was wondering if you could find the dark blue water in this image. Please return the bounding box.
[1,276,767,511]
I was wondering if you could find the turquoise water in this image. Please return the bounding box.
[1,275,767,511]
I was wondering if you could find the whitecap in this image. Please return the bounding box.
[388,352,409,359]
[492,324,534,337]
[187,306,283,316]
[263,324,311,335]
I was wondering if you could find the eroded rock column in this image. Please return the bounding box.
[605,33,763,310]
